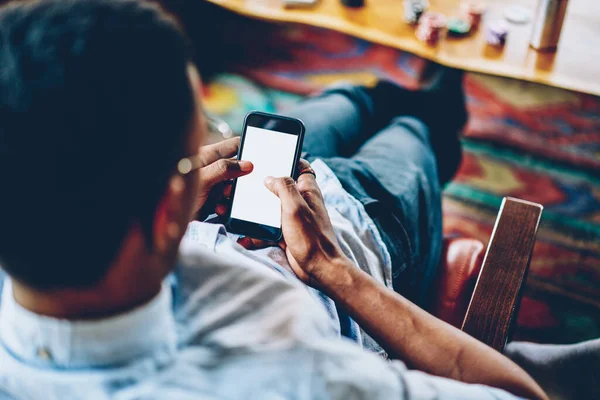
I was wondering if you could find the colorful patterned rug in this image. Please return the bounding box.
[202,25,600,345]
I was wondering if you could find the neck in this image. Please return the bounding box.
[9,225,177,320]
[12,278,162,320]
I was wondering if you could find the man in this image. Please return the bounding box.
[0,1,548,399]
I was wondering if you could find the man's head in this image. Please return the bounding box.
[0,0,205,297]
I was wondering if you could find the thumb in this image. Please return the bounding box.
[202,159,253,188]
[264,176,306,208]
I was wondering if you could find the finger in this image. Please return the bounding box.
[264,176,307,213]
[201,158,253,188]
[297,171,318,192]
[237,236,278,250]
[278,240,287,251]
[296,158,318,188]
[197,137,241,167]
[215,203,229,216]
[222,182,233,199]
[294,160,323,207]
[295,158,312,178]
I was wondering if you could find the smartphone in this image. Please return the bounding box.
[227,111,305,241]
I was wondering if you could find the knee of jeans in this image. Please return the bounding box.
[318,84,374,113]
[320,82,366,97]
[388,116,432,147]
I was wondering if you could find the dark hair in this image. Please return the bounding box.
[0,0,194,289]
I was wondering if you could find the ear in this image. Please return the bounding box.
[153,175,187,253]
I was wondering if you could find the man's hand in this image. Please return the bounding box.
[195,137,253,219]
[261,159,351,287]
[231,163,550,400]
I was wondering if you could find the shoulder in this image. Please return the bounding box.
[119,332,404,399]
[173,237,336,350]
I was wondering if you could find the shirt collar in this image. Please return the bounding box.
[0,278,177,369]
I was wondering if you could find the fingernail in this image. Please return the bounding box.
[238,160,253,172]
[215,204,227,215]
[264,176,274,185]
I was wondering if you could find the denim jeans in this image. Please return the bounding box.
[286,84,456,308]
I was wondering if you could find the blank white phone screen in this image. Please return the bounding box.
[230,126,299,228]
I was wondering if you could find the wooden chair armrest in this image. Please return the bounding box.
[460,197,543,352]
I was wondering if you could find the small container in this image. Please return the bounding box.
[416,12,447,45]
[530,0,570,50]
[485,20,508,47]
[461,2,486,29]
[404,0,428,25]
[341,0,364,8]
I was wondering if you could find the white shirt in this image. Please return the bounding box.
[0,160,517,399]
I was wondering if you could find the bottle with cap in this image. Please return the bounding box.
[530,0,570,50]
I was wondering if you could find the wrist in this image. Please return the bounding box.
[312,256,357,293]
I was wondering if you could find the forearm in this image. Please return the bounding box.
[321,259,548,400]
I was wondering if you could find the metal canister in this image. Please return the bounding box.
[530,0,570,50]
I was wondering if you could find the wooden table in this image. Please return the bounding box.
[206,0,600,96]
